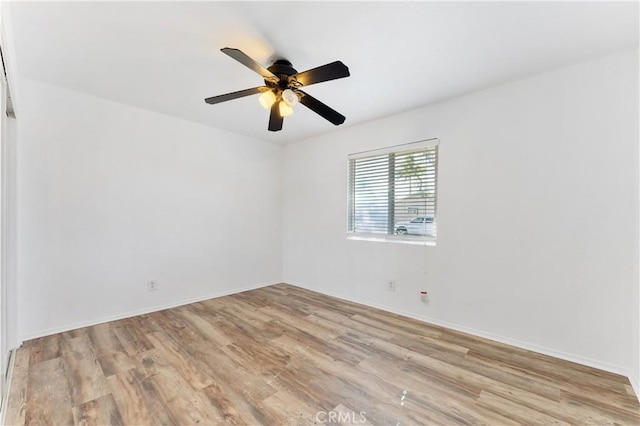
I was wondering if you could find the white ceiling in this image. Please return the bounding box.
[6,1,639,144]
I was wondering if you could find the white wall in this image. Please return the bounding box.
[635,44,640,399]
[5,117,16,351]
[17,79,283,340]
[283,49,639,377]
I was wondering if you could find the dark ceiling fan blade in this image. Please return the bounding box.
[268,102,283,131]
[290,61,350,87]
[221,48,278,82]
[298,90,346,125]
[204,86,268,105]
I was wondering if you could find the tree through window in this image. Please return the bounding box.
[348,140,438,243]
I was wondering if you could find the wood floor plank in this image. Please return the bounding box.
[560,389,640,424]
[458,350,565,400]
[71,394,124,426]
[6,283,640,425]
[259,388,318,426]
[477,390,571,425]
[61,326,90,341]
[273,324,365,367]
[212,308,276,344]
[147,310,203,344]
[4,346,30,426]
[122,314,159,336]
[24,357,74,426]
[201,380,274,425]
[286,342,468,425]
[132,348,167,376]
[133,348,214,424]
[328,404,372,426]
[306,338,506,426]
[218,296,281,325]
[142,364,223,425]
[28,334,61,365]
[87,324,125,356]
[279,285,377,317]
[112,321,154,357]
[173,307,234,346]
[145,331,215,390]
[216,324,292,381]
[260,306,341,340]
[307,310,396,341]
[351,312,442,340]
[468,346,631,397]
[186,341,278,403]
[87,324,132,377]
[61,334,111,406]
[106,369,165,426]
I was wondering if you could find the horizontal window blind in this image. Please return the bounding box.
[348,141,438,242]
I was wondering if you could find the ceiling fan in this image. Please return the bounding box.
[204,48,350,132]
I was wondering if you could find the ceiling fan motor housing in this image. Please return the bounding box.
[267,59,298,91]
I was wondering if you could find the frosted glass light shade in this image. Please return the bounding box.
[258,91,277,109]
[279,101,294,117]
[282,89,299,107]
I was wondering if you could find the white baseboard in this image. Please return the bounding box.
[0,347,17,425]
[20,281,278,342]
[631,375,639,401]
[288,282,631,379]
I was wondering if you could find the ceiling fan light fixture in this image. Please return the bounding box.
[279,101,294,117]
[282,89,299,107]
[205,48,350,131]
[258,90,277,109]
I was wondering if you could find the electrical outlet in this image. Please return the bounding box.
[147,280,158,292]
[387,281,395,291]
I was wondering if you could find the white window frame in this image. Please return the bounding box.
[347,138,439,246]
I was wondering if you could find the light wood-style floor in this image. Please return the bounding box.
[4,283,640,425]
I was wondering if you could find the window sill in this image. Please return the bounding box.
[347,233,437,246]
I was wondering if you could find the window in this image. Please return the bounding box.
[347,139,438,244]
